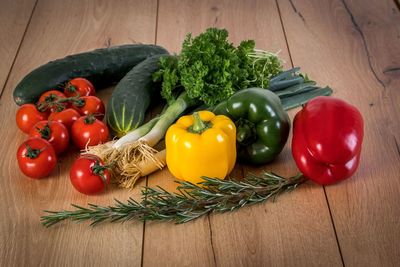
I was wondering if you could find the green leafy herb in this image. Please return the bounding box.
[152,55,180,104]
[41,171,305,227]
[153,28,283,106]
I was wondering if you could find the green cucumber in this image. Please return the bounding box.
[13,44,168,105]
[106,54,168,137]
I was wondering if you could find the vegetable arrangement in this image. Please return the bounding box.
[15,78,110,179]
[85,29,332,188]
[11,27,364,227]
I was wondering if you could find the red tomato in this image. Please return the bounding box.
[48,108,80,129]
[37,90,67,112]
[71,115,109,149]
[70,155,110,195]
[16,104,49,133]
[29,120,69,154]
[64,78,95,97]
[74,96,105,120]
[17,138,57,179]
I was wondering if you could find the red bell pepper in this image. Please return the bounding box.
[292,96,364,185]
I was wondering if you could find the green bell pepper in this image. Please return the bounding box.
[213,88,290,165]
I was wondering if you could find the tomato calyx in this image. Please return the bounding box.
[66,84,78,94]
[83,114,96,124]
[37,90,69,113]
[44,93,60,103]
[71,97,85,108]
[36,123,52,140]
[91,160,110,183]
[37,96,66,112]
[37,95,85,112]
[81,154,112,185]
[24,144,42,159]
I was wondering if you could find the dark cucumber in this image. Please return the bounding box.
[106,54,168,137]
[13,44,168,105]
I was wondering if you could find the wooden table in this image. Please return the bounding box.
[1,0,399,266]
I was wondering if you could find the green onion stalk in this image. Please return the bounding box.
[85,93,198,189]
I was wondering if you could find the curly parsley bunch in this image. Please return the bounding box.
[153,28,283,106]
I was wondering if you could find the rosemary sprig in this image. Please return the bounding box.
[41,172,305,227]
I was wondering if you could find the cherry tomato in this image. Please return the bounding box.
[70,155,110,195]
[48,108,80,129]
[16,104,49,133]
[37,90,67,112]
[29,120,69,154]
[71,115,109,149]
[64,78,95,97]
[74,96,105,120]
[17,138,57,179]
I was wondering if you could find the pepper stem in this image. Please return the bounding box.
[192,112,206,132]
[235,118,256,145]
[236,125,252,143]
[188,112,212,134]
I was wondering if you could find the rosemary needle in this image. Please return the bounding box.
[41,172,305,227]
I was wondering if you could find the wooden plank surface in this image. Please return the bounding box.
[0,0,158,266]
[0,0,399,266]
[143,0,342,266]
[0,0,36,94]
[278,0,400,265]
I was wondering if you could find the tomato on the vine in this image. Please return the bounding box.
[70,155,110,195]
[37,90,67,112]
[16,104,49,133]
[64,78,95,97]
[71,115,109,149]
[29,120,69,154]
[74,96,105,120]
[17,138,57,179]
[48,108,80,129]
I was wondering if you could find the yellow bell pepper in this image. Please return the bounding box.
[166,110,236,184]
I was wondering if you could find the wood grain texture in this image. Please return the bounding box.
[1,0,398,266]
[143,1,342,266]
[395,0,400,11]
[0,0,158,266]
[342,0,400,141]
[278,0,400,265]
[0,0,36,94]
